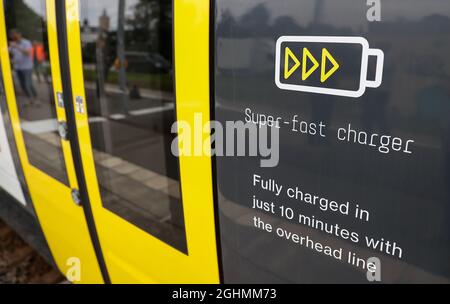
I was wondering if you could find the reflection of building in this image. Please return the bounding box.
[99,9,110,31]
[80,9,110,44]
[81,19,98,44]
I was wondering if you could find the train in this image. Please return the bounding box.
[0,0,450,284]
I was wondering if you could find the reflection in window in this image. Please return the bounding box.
[79,0,187,253]
[5,0,68,185]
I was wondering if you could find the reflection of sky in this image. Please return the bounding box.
[221,0,450,29]
[23,0,450,32]
[80,0,139,30]
[24,0,141,30]
[23,0,45,17]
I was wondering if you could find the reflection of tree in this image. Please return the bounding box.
[126,0,172,62]
[217,10,237,38]
[369,13,450,34]
[238,3,270,37]
[126,0,159,50]
[272,16,303,36]
[216,2,354,39]
[5,0,46,43]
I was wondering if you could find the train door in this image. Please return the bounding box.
[0,0,104,283]
[0,73,26,206]
[63,0,219,283]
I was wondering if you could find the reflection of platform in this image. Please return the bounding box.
[21,117,182,200]
[84,82,173,102]
[21,130,68,184]
[33,130,186,252]
[36,130,180,200]
[15,75,186,251]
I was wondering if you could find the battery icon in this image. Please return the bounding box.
[275,36,384,98]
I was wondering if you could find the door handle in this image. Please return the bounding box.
[57,121,69,141]
[71,189,82,206]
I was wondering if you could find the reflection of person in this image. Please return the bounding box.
[8,29,38,105]
[32,40,46,83]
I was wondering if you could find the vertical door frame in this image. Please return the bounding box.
[0,0,106,283]
[63,0,220,282]
[55,0,110,283]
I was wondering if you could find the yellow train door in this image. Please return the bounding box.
[64,0,220,282]
[0,0,104,283]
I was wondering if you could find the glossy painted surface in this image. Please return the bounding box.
[0,87,26,205]
[78,0,187,255]
[0,0,103,283]
[67,0,219,283]
[215,0,450,283]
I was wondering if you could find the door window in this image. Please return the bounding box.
[5,0,68,185]
[79,0,187,253]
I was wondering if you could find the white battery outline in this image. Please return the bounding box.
[275,36,384,98]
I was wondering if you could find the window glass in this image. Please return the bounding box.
[79,0,187,253]
[215,0,450,283]
[5,0,68,185]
